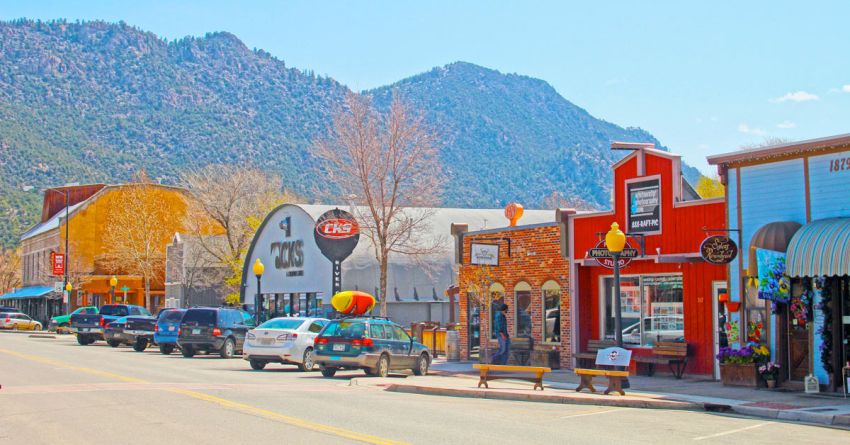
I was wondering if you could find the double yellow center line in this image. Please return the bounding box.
[0,348,408,445]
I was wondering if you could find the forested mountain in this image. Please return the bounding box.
[0,19,699,247]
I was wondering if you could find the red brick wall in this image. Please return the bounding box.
[457,224,573,369]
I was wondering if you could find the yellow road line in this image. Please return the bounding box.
[0,347,409,445]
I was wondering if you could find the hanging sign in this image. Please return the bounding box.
[627,178,661,234]
[314,208,360,295]
[699,235,738,264]
[51,252,65,276]
[588,239,637,269]
[470,243,499,266]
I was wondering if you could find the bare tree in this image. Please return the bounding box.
[0,248,21,293]
[101,182,184,309]
[314,92,444,315]
[541,191,597,211]
[182,164,292,301]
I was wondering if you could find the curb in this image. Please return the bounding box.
[0,329,52,335]
[729,405,850,427]
[384,384,702,410]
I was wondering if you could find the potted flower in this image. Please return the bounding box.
[717,344,769,387]
[759,362,781,388]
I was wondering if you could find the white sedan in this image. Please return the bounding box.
[243,317,329,371]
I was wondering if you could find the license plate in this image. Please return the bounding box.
[125,330,143,335]
[79,328,90,332]
[260,338,274,345]
[332,343,345,352]
[168,326,175,332]
[330,356,341,360]
[192,328,201,335]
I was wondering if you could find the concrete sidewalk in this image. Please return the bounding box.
[403,360,850,427]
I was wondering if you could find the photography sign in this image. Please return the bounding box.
[699,235,738,264]
[314,208,360,295]
[627,178,661,233]
[470,243,499,266]
[588,239,637,269]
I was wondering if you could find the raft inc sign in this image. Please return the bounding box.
[626,177,661,234]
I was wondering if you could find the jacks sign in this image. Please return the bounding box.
[314,209,360,295]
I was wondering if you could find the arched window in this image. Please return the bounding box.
[489,283,505,339]
[542,280,561,343]
[514,281,532,337]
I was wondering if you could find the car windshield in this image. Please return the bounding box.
[321,321,366,339]
[159,310,185,323]
[100,306,129,316]
[182,309,217,325]
[111,317,128,324]
[257,319,305,330]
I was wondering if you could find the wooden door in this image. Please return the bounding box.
[787,322,809,381]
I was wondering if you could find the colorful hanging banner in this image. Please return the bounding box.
[756,248,790,303]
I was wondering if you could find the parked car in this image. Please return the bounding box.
[71,304,151,345]
[177,307,255,358]
[124,314,158,352]
[153,308,186,355]
[1,312,42,330]
[313,317,431,378]
[104,317,134,347]
[243,317,329,371]
[49,306,98,334]
[622,315,685,345]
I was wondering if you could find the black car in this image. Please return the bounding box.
[177,307,255,358]
[104,317,135,347]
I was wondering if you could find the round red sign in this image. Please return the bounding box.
[316,218,359,240]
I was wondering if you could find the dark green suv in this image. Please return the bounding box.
[313,317,431,378]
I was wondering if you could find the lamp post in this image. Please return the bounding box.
[605,222,627,347]
[252,259,264,326]
[64,282,73,314]
[110,276,118,303]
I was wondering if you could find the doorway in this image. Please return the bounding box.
[467,302,480,358]
[712,281,729,379]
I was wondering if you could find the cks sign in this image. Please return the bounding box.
[316,218,359,240]
[314,209,360,262]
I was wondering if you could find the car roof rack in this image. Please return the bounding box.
[335,314,392,321]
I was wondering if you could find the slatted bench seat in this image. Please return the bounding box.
[632,341,688,379]
[472,364,552,391]
[574,339,616,367]
[574,346,632,396]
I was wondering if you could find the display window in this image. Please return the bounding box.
[602,274,684,346]
[542,280,560,344]
[514,282,532,337]
[489,282,505,339]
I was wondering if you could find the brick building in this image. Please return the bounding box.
[452,212,574,369]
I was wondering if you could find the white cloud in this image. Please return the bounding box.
[770,91,820,103]
[843,85,850,93]
[776,121,797,129]
[738,123,766,136]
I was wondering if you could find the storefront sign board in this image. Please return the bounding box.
[51,252,65,276]
[589,240,635,268]
[470,243,499,266]
[699,235,738,264]
[626,177,661,234]
[314,208,360,295]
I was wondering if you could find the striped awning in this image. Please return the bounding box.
[786,218,850,277]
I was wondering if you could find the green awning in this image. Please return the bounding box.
[786,218,850,277]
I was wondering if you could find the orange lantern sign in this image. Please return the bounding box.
[505,202,524,227]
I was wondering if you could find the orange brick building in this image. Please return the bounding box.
[452,213,574,369]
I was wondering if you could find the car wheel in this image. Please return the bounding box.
[77,335,90,345]
[159,344,174,355]
[133,338,149,352]
[298,347,315,372]
[59,323,70,334]
[181,345,195,358]
[220,337,235,359]
[10,324,17,331]
[34,323,42,331]
[374,354,390,378]
[320,365,337,377]
[413,353,430,376]
[250,359,267,370]
[107,339,121,348]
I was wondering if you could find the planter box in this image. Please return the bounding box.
[719,363,759,387]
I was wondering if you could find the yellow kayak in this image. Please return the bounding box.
[331,291,376,315]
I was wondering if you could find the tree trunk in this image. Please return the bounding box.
[144,277,151,312]
[379,251,389,316]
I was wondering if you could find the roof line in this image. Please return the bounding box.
[707,133,850,165]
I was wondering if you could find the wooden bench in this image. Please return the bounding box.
[633,341,688,379]
[574,339,616,367]
[508,337,533,366]
[472,364,552,391]
[574,346,632,396]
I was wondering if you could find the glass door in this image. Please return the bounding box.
[713,281,729,379]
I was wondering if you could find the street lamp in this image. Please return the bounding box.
[605,222,626,347]
[253,258,264,326]
[110,276,118,303]
[65,282,73,313]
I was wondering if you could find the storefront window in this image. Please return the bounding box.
[744,279,768,344]
[603,274,684,346]
[489,283,505,339]
[514,282,532,338]
[542,280,560,344]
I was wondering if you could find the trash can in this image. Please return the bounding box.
[446,329,460,361]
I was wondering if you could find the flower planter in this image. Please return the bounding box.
[719,363,759,387]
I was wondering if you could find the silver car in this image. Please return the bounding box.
[243,317,329,371]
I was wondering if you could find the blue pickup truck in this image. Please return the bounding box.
[71,304,151,345]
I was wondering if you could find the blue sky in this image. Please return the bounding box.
[3,1,849,174]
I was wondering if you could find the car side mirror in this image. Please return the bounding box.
[411,336,417,343]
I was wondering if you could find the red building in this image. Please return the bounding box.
[567,145,727,376]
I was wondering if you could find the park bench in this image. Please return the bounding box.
[574,346,632,396]
[574,339,615,368]
[472,364,552,391]
[633,341,689,379]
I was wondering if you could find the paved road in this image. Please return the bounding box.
[0,334,846,445]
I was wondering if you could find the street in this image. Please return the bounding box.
[0,334,846,445]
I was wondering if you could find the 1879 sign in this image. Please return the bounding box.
[700,235,738,264]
